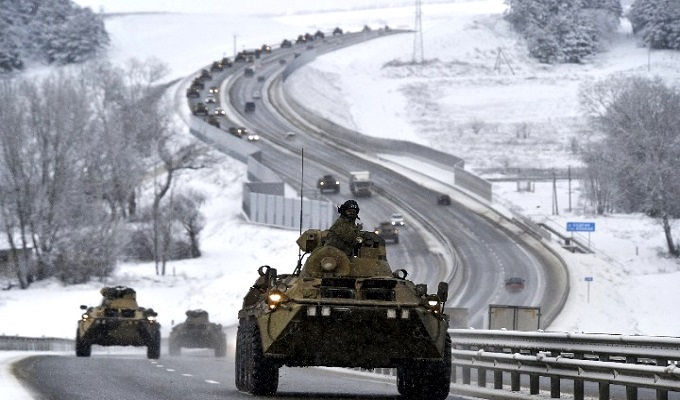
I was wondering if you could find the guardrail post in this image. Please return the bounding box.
[529,350,539,395]
[656,357,669,400]
[494,370,503,389]
[462,365,471,384]
[574,351,584,400]
[626,356,638,400]
[599,354,610,400]
[477,367,486,387]
[511,371,520,392]
[550,351,560,398]
[530,374,540,395]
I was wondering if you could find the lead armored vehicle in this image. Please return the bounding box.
[169,309,226,357]
[236,228,451,399]
[76,286,161,359]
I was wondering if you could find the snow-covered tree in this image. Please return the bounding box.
[580,75,680,256]
[629,0,680,50]
[505,0,622,63]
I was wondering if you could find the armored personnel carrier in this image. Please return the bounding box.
[169,309,226,357]
[236,228,451,399]
[76,286,161,359]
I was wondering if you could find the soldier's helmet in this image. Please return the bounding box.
[338,200,360,218]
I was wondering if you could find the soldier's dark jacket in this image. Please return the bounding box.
[325,214,360,256]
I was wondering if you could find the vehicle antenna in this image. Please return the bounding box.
[294,149,305,276]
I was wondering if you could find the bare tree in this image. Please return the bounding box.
[152,129,215,275]
[580,75,680,256]
[171,190,206,258]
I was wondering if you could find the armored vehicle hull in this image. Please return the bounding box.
[76,286,161,359]
[236,229,451,399]
[169,309,226,357]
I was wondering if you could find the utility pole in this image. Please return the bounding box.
[412,0,424,64]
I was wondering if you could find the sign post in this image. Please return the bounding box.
[585,276,593,302]
[567,222,596,249]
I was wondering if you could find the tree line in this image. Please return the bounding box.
[0,0,109,73]
[505,0,679,63]
[0,59,216,289]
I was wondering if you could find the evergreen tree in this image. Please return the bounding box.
[628,0,680,50]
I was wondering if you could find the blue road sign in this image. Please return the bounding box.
[567,222,595,232]
[585,276,593,282]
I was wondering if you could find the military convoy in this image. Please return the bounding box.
[169,309,226,357]
[236,228,451,399]
[76,286,161,359]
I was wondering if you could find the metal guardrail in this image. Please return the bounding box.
[449,329,680,400]
[0,335,74,352]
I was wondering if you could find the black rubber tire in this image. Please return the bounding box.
[75,328,91,357]
[147,330,161,359]
[235,322,246,391]
[236,319,279,395]
[397,333,451,400]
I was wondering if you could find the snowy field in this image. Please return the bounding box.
[1,0,679,344]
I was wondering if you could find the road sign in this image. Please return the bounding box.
[585,277,593,282]
[567,222,595,232]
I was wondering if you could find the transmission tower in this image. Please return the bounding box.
[412,0,424,64]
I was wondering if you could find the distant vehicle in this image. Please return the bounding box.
[257,75,265,82]
[437,194,451,205]
[362,24,372,32]
[261,44,272,53]
[204,115,220,128]
[279,59,287,65]
[205,94,217,104]
[247,133,260,142]
[296,34,306,44]
[390,213,405,226]
[229,127,248,138]
[317,174,340,193]
[333,27,344,36]
[199,69,212,80]
[221,57,233,67]
[244,67,254,77]
[186,87,200,98]
[245,101,256,113]
[374,221,399,243]
[210,61,223,71]
[349,171,372,197]
[76,286,160,359]
[191,78,205,90]
[214,107,226,116]
[314,30,325,39]
[505,277,525,292]
[192,102,209,116]
[281,39,292,48]
[169,309,226,357]
[209,86,219,94]
[252,90,262,99]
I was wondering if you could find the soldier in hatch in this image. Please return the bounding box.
[325,199,362,256]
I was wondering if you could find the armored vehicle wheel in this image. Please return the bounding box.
[147,331,161,359]
[235,319,278,395]
[169,339,181,356]
[397,333,451,400]
[75,329,91,357]
[215,334,227,358]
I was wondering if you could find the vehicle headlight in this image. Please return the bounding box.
[268,289,286,310]
[146,315,156,323]
[425,295,441,314]
[81,314,89,320]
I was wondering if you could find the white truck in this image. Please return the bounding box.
[349,171,373,197]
